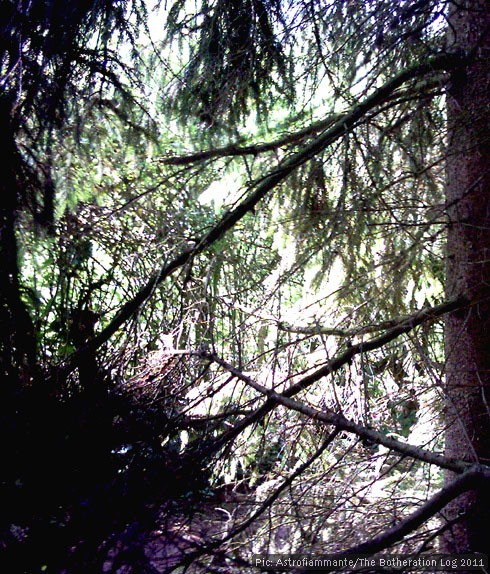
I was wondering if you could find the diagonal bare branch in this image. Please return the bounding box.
[158,77,445,166]
[203,346,472,473]
[292,466,488,570]
[207,296,468,462]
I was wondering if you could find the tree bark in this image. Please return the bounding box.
[444,0,490,553]
[0,99,37,391]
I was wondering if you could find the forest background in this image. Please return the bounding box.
[1,0,490,572]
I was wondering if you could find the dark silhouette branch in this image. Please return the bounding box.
[159,114,342,165]
[167,430,341,574]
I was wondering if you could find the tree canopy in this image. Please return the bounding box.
[1,1,490,572]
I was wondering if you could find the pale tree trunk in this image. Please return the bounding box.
[444,0,490,554]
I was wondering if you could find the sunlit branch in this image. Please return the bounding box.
[203,347,472,473]
[279,295,464,337]
[207,296,468,461]
[278,307,447,338]
[283,296,467,396]
[158,77,445,166]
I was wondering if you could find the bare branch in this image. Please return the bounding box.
[204,349,473,473]
[208,296,468,463]
[158,76,446,166]
[295,466,488,566]
[278,302,455,338]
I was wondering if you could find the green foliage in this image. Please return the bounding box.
[166,0,290,130]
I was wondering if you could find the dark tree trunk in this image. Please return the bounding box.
[444,0,490,554]
[0,99,37,391]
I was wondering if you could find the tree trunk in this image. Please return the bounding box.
[444,0,490,554]
[0,99,37,391]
